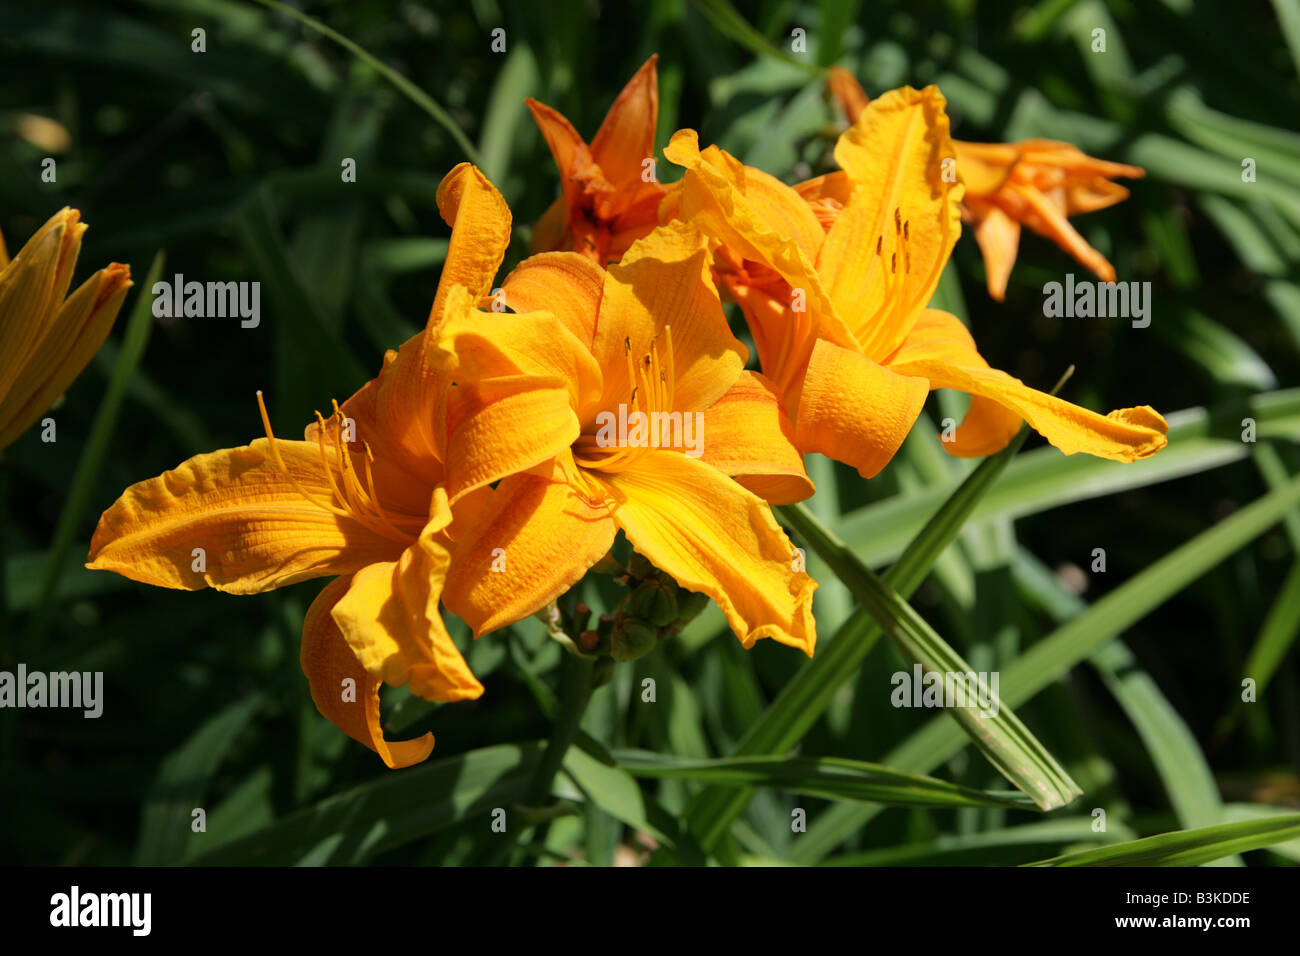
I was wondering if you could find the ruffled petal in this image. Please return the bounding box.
[823,85,963,359]
[330,516,484,702]
[500,251,604,347]
[429,163,512,326]
[596,219,746,412]
[87,439,405,592]
[442,373,580,502]
[700,371,813,504]
[794,338,929,479]
[889,309,1169,461]
[300,576,435,769]
[443,454,617,636]
[438,283,602,417]
[664,129,858,351]
[594,450,818,655]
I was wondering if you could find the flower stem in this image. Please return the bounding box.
[501,650,595,865]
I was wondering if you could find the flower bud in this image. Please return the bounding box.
[610,618,658,662]
[627,578,677,627]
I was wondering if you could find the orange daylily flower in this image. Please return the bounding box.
[0,208,131,450]
[665,85,1168,479]
[826,66,1145,301]
[86,164,517,768]
[432,220,818,655]
[527,55,669,264]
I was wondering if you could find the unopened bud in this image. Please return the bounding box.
[611,618,658,662]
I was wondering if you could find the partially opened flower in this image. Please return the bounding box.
[665,85,1168,479]
[433,220,818,655]
[0,208,131,450]
[527,55,668,263]
[86,164,515,768]
[826,66,1144,301]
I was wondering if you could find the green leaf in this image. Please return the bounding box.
[685,424,1035,850]
[779,502,1082,811]
[1026,814,1300,866]
[1013,551,1236,862]
[135,695,263,865]
[562,747,702,859]
[797,471,1300,862]
[189,743,541,865]
[615,751,1039,810]
[821,819,1137,867]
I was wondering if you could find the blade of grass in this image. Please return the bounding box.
[1026,814,1300,866]
[779,501,1082,811]
[684,419,1038,850]
[1013,549,1240,864]
[616,751,1040,810]
[796,472,1300,861]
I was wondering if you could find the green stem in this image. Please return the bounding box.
[487,650,595,866]
[523,651,595,807]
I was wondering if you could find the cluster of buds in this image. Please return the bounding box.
[544,551,711,667]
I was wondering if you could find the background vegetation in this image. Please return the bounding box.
[2,0,1299,865]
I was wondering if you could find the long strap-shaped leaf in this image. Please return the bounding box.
[797,471,1300,862]
[614,751,1038,810]
[779,502,1082,812]
[685,424,1035,852]
[1026,814,1300,866]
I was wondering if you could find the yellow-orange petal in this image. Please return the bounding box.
[824,85,964,359]
[86,439,405,592]
[300,576,435,769]
[330,518,483,702]
[442,373,580,502]
[594,450,817,655]
[0,209,85,404]
[1005,181,1117,282]
[885,309,1022,456]
[596,219,746,412]
[589,55,661,208]
[304,340,447,511]
[889,309,1168,461]
[501,251,604,347]
[439,284,602,417]
[794,338,930,479]
[700,370,813,505]
[969,203,1021,303]
[530,195,572,255]
[443,454,617,636]
[827,66,870,124]
[664,129,858,350]
[0,262,131,450]
[429,163,512,328]
[952,140,1021,197]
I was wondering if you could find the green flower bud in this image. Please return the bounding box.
[673,589,711,625]
[627,578,678,627]
[610,618,659,662]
